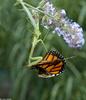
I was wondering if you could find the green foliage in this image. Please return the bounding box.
[0,0,86,100]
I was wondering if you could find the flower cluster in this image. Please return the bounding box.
[42,1,85,48]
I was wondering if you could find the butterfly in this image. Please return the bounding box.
[31,50,66,78]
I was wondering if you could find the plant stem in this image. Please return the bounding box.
[19,0,36,28]
[17,0,44,66]
[24,2,53,18]
[28,36,37,64]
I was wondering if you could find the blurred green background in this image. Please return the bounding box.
[0,0,86,100]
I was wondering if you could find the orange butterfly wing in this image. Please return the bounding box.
[32,50,66,78]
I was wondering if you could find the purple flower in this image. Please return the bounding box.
[42,1,85,48]
[53,27,64,36]
[60,9,66,17]
[43,2,56,16]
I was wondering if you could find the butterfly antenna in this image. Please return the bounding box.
[64,56,76,60]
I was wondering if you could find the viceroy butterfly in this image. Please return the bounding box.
[31,50,66,78]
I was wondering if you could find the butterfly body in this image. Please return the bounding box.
[32,50,66,78]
